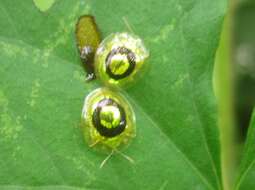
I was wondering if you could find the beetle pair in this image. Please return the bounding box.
[76,15,149,167]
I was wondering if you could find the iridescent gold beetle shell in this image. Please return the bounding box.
[95,33,149,87]
[81,88,136,152]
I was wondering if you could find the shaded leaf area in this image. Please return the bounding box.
[235,110,255,190]
[0,0,226,189]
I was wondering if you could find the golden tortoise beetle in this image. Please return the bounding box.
[94,32,149,87]
[75,15,149,87]
[81,88,136,153]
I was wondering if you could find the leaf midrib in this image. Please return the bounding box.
[128,97,216,190]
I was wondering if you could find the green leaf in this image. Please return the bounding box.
[0,0,226,189]
[235,110,255,190]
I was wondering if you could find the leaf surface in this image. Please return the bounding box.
[235,111,255,190]
[0,0,226,189]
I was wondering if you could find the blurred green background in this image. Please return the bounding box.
[233,0,255,142]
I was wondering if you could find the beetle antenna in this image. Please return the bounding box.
[122,16,135,34]
[89,139,100,147]
[115,149,135,164]
[100,149,114,168]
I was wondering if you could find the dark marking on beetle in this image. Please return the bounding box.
[105,47,136,80]
[92,98,126,138]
